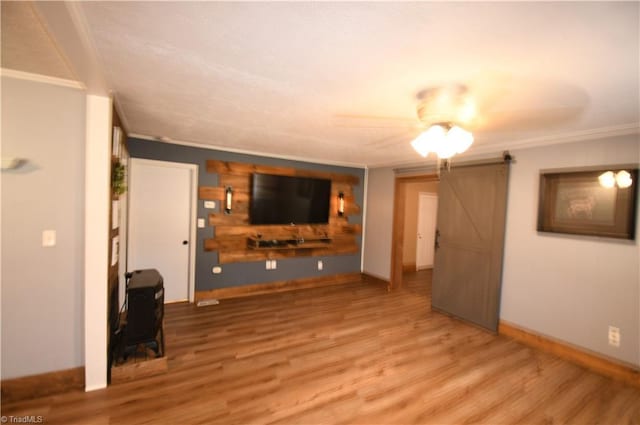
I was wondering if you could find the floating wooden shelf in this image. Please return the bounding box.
[247,237,332,250]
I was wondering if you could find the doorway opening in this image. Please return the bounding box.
[390,174,439,290]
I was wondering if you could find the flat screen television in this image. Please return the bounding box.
[250,173,331,225]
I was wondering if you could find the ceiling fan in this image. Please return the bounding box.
[410,84,477,159]
[333,74,589,160]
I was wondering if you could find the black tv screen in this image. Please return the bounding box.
[250,173,331,225]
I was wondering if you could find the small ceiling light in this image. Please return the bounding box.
[615,170,633,188]
[410,123,474,160]
[598,171,616,188]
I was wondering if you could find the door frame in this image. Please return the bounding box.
[129,158,198,303]
[390,173,439,290]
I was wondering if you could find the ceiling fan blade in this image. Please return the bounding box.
[331,114,419,129]
[473,106,586,133]
[364,129,419,148]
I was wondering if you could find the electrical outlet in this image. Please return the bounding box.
[42,230,56,247]
[317,260,323,271]
[204,201,216,209]
[212,266,222,274]
[608,326,620,347]
[197,218,205,228]
[265,260,272,270]
[271,260,277,270]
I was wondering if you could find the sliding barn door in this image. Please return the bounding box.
[431,162,509,332]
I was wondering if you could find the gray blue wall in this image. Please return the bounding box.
[127,138,365,292]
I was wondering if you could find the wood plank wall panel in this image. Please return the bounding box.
[217,244,360,264]
[201,160,362,264]
[198,186,225,200]
[206,160,360,185]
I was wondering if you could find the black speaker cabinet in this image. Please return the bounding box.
[123,269,165,357]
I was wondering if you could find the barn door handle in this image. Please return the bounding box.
[182,240,188,245]
[434,230,440,250]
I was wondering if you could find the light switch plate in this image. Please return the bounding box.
[197,218,205,228]
[204,201,216,209]
[42,230,56,247]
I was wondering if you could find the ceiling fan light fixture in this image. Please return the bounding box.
[410,124,446,157]
[410,123,473,159]
[448,125,474,154]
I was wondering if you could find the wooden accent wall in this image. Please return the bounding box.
[201,160,361,264]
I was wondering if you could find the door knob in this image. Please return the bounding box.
[182,240,188,245]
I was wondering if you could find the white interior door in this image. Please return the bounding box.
[416,192,438,270]
[128,159,196,303]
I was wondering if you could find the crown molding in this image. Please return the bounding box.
[472,123,640,156]
[128,133,368,170]
[369,123,640,169]
[0,68,85,90]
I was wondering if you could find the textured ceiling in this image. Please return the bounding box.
[1,1,76,81]
[20,2,640,167]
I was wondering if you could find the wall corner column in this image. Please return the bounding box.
[84,94,112,391]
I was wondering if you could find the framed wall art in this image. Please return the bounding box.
[537,167,638,240]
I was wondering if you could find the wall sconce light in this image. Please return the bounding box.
[225,186,233,214]
[338,192,345,216]
[1,157,27,171]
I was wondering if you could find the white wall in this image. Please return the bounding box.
[501,134,639,367]
[362,167,395,280]
[1,76,86,379]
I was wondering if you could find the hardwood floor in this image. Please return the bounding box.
[2,270,639,424]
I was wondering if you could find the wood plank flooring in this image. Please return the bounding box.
[2,270,639,424]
